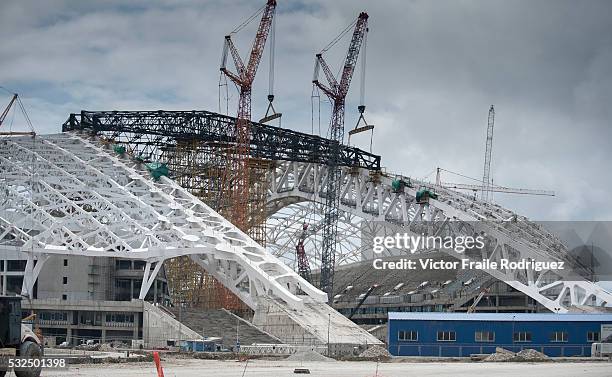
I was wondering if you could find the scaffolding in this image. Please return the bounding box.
[62,110,380,313]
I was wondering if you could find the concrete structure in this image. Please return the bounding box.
[387,312,612,357]
[20,299,200,347]
[326,252,545,326]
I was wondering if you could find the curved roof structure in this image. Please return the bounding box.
[267,160,612,313]
[0,132,382,345]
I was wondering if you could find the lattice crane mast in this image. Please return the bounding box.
[295,223,313,283]
[220,0,277,230]
[312,12,369,300]
[481,105,495,202]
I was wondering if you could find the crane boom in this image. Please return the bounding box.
[313,12,369,300]
[441,182,555,196]
[0,93,18,127]
[220,0,277,230]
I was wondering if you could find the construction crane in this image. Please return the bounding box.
[295,223,313,283]
[440,182,555,196]
[348,284,378,319]
[0,91,36,137]
[467,287,490,313]
[220,0,277,230]
[481,105,495,202]
[312,12,369,300]
[435,168,556,198]
[259,12,282,125]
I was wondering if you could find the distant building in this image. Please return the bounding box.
[1,253,170,345]
[387,312,612,357]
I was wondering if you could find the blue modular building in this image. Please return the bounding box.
[388,312,612,357]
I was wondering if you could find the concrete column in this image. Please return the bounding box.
[133,311,139,340]
[66,328,73,345]
[101,329,107,343]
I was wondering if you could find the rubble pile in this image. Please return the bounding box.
[484,347,550,362]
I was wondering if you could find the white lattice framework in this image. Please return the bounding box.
[266,161,612,313]
[0,134,327,311]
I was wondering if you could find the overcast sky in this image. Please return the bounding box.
[1,0,611,221]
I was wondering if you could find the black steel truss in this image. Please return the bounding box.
[62,110,381,170]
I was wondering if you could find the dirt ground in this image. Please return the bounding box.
[40,358,612,377]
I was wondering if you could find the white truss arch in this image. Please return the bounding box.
[266,160,612,313]
[0,134,328,310]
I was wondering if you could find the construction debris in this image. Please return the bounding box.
[286,350,334,362]
[514,349,550,361]
[483,347,550,362]
[359,345,391,358]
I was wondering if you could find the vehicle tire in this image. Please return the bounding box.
[0,371,6,377]
[14,340,42,377]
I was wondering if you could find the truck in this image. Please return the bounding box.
[0,296,43,377]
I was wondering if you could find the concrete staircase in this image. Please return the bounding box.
[167,307,281,347]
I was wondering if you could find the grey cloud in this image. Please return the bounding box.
[1,0,611,220]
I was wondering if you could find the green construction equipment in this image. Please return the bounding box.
[391,177,412,193]
[416,187,438,204]
[113,145,126,155]
[145,162,169,180]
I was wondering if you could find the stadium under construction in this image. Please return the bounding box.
[1,0,612,362]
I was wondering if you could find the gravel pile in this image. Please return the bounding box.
[359,345,391,358]
[484,348,515,362]
[286,350,334,362]
[515,349,550,361]
[484,347,550,362]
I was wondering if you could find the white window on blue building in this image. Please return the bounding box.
[549,331,568,342]
[398,330,418,341]
[475,331,495,342]
[513,331,532,342]
[437,331,456,342]
[587,331,600,342]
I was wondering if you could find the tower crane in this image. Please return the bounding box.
[220,0,277,230]
[312,12,369,300]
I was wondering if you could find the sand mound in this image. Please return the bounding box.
[286,350,334,362]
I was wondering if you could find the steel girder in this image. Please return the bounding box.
[62,111,380,170]
[266,160,612,313]
[0,133,326,310]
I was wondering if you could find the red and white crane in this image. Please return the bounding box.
[312,12,369,300]
[220,0,277,230]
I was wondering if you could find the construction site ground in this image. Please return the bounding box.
[41,357,612,377]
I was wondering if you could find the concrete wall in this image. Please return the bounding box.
[142,301,202,348]
[37,255,112,301]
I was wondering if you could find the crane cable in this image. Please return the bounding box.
[230,4,266,35]
[268,13,275,98]
[320,17,358,54]
[0,86,36,134]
